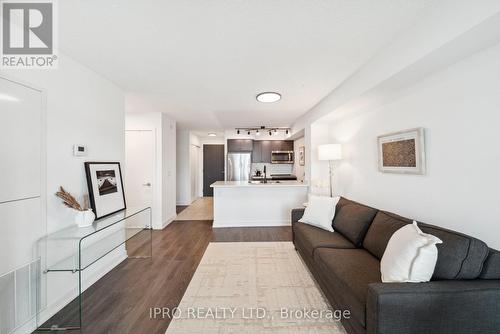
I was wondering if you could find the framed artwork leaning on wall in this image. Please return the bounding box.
[84,162,126,219]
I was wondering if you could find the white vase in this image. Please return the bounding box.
[75,209,95,228]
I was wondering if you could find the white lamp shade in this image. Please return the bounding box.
[318,144,342,161]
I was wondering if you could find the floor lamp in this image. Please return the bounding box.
[318,144,342,197]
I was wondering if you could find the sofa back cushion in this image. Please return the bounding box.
[363,211,489,280]
[332,197,378,247]
[479,249,500,279]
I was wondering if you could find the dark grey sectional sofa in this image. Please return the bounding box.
[291,197,500,334]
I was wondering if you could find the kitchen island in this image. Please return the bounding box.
[210,181,308,227]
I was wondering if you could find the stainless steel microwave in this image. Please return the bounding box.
[271,151,294,164]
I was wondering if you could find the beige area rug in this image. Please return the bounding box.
[165,242,347,334]
[176,197,214,220]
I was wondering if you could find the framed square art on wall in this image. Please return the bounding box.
[85,162,126,219]
[299,146,305,166]
[377,128,426,175]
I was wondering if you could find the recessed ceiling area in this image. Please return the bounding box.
[58,0,435,130]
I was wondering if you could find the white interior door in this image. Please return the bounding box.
[125,130,154,210]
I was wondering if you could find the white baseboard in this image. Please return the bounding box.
[160,213,177,229]
[12,317,36,334]
[212,220,291,228]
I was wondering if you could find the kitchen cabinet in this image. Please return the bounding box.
[282,140,294,151]
[251,140,294,163]
[271,140,282,152]
[227,139,253,152]
[260,140,272,163]
[252,140,271,163]
[230,139,295,162]
[252,141,262,162]
[270,140,293,152]
[250,140,293,164]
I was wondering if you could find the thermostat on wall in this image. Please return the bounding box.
[73,144,87,156]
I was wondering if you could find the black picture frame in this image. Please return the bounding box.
[84,161,126,219]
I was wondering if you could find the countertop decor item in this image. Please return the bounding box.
[55,186,95,227]
[84,162,126,219]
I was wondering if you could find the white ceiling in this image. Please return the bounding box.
[59,0,434,130]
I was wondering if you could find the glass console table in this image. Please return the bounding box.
[37,207,152,331]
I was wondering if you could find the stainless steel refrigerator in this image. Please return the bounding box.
[227,152,251,181]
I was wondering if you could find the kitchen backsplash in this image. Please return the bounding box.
[251,163,293,176]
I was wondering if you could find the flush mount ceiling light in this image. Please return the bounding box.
[256,92,281,103]
[208,133,217,137]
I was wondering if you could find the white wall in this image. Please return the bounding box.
[1,52,125,327]
[176,130,202,205]
[293,136,305,181]
[319,42,500,249]
[125,112,177,228]
[176,130,190,205]
[190,144,200,201]
[292,1,500,132]
[291,3,500,197]
[162,114,177,226]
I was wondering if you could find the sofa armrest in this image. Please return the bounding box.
[366,280,500,334]
[291,208,305,245]
[291,208,305,224]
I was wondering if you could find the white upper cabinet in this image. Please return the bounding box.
[0,78,43,203]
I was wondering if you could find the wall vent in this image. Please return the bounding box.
[0,259,40,334]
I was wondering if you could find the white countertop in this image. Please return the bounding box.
[211,181,308,188]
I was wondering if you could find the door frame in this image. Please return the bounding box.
[125,129,157,225]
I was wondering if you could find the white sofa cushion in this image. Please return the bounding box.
[299,195,340,232]
[381,221,443,283]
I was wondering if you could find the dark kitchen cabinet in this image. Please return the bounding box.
[252,140,271,163]
[252,141,262,162]
[251,140,294,163]
[260,140,272,163]
[282,140,294,151]
[270,140,293,152]
[227,139,253,152]
[271,140,282,152]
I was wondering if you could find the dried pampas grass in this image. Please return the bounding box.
[55,186,87,211]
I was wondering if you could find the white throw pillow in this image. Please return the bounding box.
[299,195,340,232]
[380,221,442,283]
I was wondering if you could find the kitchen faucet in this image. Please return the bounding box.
[263,165,267,183]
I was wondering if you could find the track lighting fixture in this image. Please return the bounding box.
[235,126,291,137]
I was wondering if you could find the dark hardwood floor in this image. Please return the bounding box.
[175,205,188,214]
[36,220,291,334]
